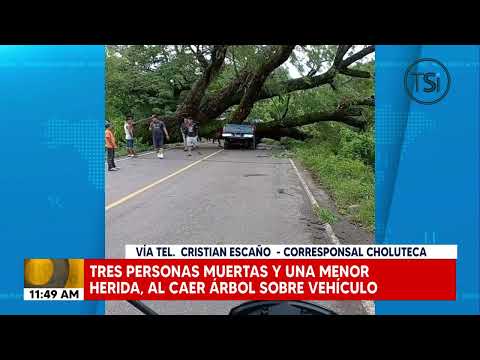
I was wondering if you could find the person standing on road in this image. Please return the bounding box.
[195,121,201,149]
[185,118,200,156]
[105,123,119,171]
[180,118,188,151]
[149,113,170,159]
[214,126,223,148]
[124,115,136,157]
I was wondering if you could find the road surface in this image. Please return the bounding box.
[106,143,371,315]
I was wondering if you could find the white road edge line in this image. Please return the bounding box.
[288,158,340,245]
[289,158,375,315]
[106,149,224,211]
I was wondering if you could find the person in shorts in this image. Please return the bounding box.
[124,115,136,157]
[149,113,170,158]
[185,118,199,156]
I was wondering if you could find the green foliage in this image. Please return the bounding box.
[106,45,374,129]
[106,45,375,232]
[279,138,303,147]
[289,45,337,77]
[300,122,375,168]
[198,119,226,138]
[288,136,374,232]
[106,45,190,122]
[249,55,375,231]
[314,206,338,224]
[337,126,375,167]
[249,61,374,126]
[260,138,279,145]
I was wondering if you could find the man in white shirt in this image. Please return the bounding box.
[124,115,136,157]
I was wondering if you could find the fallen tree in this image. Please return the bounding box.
[108,45,375,143]
[255,105,371,140]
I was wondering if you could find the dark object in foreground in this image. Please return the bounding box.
[127,300,159,315]
[127,300,337,315]
[222,124,256,150]
[229,300,337,315]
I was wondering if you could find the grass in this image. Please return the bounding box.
[314,206,338,224]
[287,139,375,232]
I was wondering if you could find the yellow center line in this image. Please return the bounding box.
[106,149,224,211]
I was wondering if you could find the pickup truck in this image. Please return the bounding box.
[222,123,256,149]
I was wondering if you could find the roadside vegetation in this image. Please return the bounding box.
[314,206,338,225]
[284,120,374,232]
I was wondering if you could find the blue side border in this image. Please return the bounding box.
[375,45,480,314]
[0,45,105,314]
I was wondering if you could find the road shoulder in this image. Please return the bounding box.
[290,157,373,245]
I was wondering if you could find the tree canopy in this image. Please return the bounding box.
[106,45,374,142]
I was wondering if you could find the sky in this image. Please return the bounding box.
[285,45,375,79]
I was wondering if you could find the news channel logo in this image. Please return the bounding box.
[404,58,451,105]
[24,259,84,288]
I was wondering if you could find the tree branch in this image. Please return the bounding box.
[175,45,228,119]
[339,67,372,78]
[198,45,375,122]
[230,45,296,123]
[333,45,353,68]
[341,45,375,68]
[281,95,291,120]
[255,109,366,138]
[351,96,375,106]
[189,45,209,69]
[231,47,239,78]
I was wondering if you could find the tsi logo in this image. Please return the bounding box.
[404,58,451,104]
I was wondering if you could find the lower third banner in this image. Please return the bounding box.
[83,259,455,301]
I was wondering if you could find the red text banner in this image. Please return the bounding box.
[84,259,456,301]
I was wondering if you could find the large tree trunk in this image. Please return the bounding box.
[254,108,366,141]
[175,45,228,120]
[196,71,250,123]
[255,127,312,141]
[230,45,296,123]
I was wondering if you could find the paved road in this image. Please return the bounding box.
[106,143,369,315]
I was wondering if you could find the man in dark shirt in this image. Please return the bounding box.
[149,113,170,159]
[185,118,200,156]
